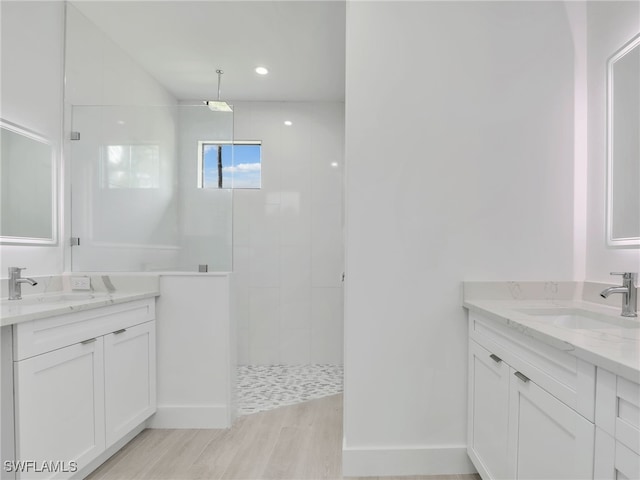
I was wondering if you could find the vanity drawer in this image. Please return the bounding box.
[13,298,155,361]
[596,368,640,455]
[469,312,595,421]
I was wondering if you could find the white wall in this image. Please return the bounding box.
[65,4,180,272]
[585,1,640,282]
[0,1,65,276]
[0,3,65,472]
[344,1,576,475]
[65,4,176,108]
[232,102,344,365]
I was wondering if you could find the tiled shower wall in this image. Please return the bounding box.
[232,102,344,365]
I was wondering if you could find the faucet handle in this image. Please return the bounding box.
[611,272,637,282]
[8,267,26,274]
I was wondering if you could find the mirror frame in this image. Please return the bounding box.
[0,119,58,245]
[606,33,640,247]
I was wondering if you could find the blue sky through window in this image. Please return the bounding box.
[202,143,261,189]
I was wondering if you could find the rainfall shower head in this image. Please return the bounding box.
[206,101,233,112]
[205,69,233,112]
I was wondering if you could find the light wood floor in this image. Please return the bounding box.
[87,394,479,480]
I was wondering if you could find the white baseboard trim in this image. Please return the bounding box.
[342,442,477,477]
[148,404,231,429]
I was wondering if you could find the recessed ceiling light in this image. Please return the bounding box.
[255,66,269,75]
[284,120,293,126]
[331,162,339,168]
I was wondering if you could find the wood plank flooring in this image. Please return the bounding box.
[87,394,479,480]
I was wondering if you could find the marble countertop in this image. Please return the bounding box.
[0,271,231,327]
[1,290,160,326]
[0,273,163,327]
[463,282,640,383]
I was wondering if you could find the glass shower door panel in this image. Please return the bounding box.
[70,105,234,273]
[70,106,181,271]
[175,106,234,272]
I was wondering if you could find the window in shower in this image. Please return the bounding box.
[100,144,160,189]
[198,141,261,189]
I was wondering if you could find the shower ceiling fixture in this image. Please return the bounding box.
[205,69,233,112]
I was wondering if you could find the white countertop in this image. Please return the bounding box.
[463,282,640,383]
[1,290,160,327]
[0,273,164,326]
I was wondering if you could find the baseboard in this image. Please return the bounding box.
[342,441,477,477]
[148,404,231,429]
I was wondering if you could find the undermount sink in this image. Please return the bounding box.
[516,307,639,330]
[2,292,107,306]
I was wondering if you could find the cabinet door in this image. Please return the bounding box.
[614,440,640,480]
[468,340,510,480]
[104,321,156,448]
[595,427,640,480]
[14,338,105,479]
[508,368,595,480]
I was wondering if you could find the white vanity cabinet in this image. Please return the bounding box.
[11,298,156,479]
[14,339,106,475]
[468,340,510,479]
[593,368,640,480]
[507,368,594,480]
[467,312,596,480]
[104,321,156,448]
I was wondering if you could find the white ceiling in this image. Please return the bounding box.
[71,1,346,102]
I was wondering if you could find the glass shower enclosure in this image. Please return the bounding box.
[69,104,233,272]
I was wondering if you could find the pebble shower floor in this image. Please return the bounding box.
[237,364,343,415]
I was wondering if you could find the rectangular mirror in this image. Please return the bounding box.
[0,120,57,244]
[607,33,640,247]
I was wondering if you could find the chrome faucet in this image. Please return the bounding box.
[8,267,38,300]
[600,272,637,317]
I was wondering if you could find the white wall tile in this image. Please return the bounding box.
[249,287,280,323]
[280,192,312,246]
[311,236,344,287]
[248,288,280,361]
[232,104,253,139]
[280,328,312,364]
[249,202,281,247]
[312,202,344,287]
[233,286,250,331]
[312,160,343,210]
[232,191,253,247]
[237,327,250,365]
[280,246,312,329]
[249,245,280,287]
[281,284,312,330]
[280,245,312,288]
[280,157,311,192]
[282,112,312,168]
[311,287,344,364]
[233,102,344,365]
[232,246,250,285]
[249,347,281,365]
